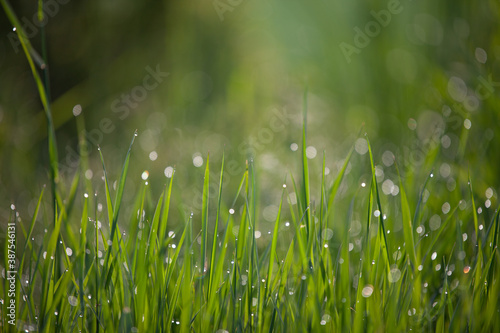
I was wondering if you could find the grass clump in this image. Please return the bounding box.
[2,104,500,332]
[1,2,500,333]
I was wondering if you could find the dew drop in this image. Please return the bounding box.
[68,296,78,306]
[361,284,374,297]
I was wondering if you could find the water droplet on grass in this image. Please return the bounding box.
[68,296,78,306]
[164,166,174,178]
[72,104,82,116]
[388,267,401,283]
[362,285,374,297]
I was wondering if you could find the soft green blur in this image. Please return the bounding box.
[0,0,499,220]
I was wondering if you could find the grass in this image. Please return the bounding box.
[2,106,500,333]
[2,2,500,332]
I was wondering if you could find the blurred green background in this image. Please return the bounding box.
[1,0,499,227]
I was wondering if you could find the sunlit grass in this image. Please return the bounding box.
[3,102,500,332]
[1,2,500,332]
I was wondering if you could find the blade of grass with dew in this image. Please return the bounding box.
[132,195,154,331]
[39,206,64,332]
[208,153,224,301]
[320,152,326,246]
[207,172,247,324]
[180,216,194,332]
[301,89,314,268]
[340,198,355,331]
[158,171,175,251]
[161,217,189,330]
[146,190,164,263]
[92,192,101,332]
[468,174,484,316]
[113,130,137,229]
[99,132,136,297]
[366,136,391,273]
[289,173,308,270]
[262,177,286,329]
[395,162,417,270]
[290,171,304,220]
[61,168,81,251]
[199,153,210,331]
[97,146,114,237]
[141,191,165,330]
[236,167,249,263]
[486,207,500,296]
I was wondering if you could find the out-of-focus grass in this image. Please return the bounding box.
[1,0,499,215]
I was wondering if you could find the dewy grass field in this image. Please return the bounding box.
[1,0,500,333]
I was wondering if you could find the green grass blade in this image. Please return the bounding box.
[201,153,210,304]
[366,135,391,272]
[265,177,286,301]
[112,130,137,224]
[395,162,417,269]
[209,153,224,300]
[301,89,313,266]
